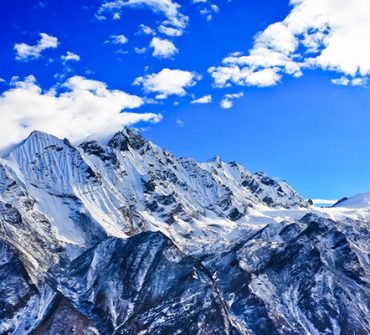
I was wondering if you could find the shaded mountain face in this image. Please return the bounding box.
[0,128,369,335]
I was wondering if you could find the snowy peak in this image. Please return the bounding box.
[108,127,148,152]
[0,128,310,259]
[6,130,98,195]
[333,192,370,208]
[202,157,307,209]
[0,128,311,256]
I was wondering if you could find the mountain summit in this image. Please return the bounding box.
[0,129,369,334]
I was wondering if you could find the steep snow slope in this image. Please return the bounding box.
[334,192,370,208]
[0,161,63,277]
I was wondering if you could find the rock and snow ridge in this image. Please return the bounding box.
[0,128,369,335]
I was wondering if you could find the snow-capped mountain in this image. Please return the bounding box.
[0,128,369,335]
[333,192,370,208]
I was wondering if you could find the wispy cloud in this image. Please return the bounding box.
[61,51,80,62]
[176,118,185,127]
[97,0,188,36]
[105,34,128,45]
[332,76,367,87]
[191,95,212,104]
[14,33,58,60]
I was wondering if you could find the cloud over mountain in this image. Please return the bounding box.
[0,75,161,150]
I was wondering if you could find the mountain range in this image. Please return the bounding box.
[0,128,369,335]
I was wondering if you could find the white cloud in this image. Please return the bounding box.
[105,34,128,44]
[14,33,58,60]
[139,24,155,35]
[311,199,337,205]
[150,37,178,58]
[134,47,147,54]
[210,0,370,87]
[332,76,368,87]
[0,75,162,150]
[331,77,350,86]
[61,51,80,62]
[245,68,282,87]
[220,92,244,109]
[210,4,218,12]
[176,118,185,127]
[351,77,368,86]
[193,0,219,21]
[220,99,233,109]
[191,95,212,104]
[158,25,183,37]
[134,68,201,99]
[98,0,188,36]
[201,4,219,20]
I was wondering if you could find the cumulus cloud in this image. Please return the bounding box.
[150,37,178,58]
[98,0,188,36]
[0,75,162,150]
[14,33,58,60]
[191,95,212,104]
[220,92,244,109]
[210,0,370,87]
[61,51,80,62]
[134,68,201,99]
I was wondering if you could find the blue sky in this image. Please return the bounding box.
[1,0,370,201]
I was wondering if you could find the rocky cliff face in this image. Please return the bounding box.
[0,128,369,334]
